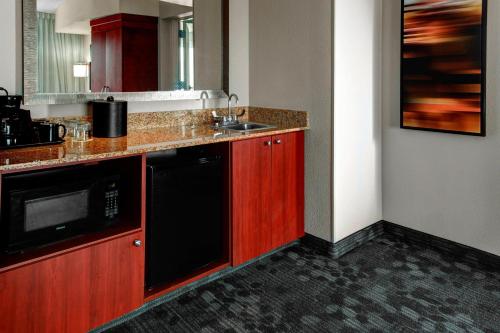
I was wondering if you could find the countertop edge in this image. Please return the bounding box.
[0,127,308,173]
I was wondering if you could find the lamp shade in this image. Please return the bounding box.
[73,63,89,78]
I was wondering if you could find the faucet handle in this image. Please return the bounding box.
[236,109,246,118]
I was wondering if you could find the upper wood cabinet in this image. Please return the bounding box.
[231,132,305,266]
[0,232,144,333]
[91,14,159,93]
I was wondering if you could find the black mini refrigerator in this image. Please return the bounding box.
[145,147,224,290]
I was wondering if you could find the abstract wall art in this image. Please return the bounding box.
[401,0,487,136]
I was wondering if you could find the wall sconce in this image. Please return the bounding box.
[73,63,89,78]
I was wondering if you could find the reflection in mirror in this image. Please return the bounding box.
[35,0,223,94]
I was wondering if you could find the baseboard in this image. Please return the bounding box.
[300,233,333,256]
[302,221,385,259]
[383,221,500,269]
[302,220,500,269]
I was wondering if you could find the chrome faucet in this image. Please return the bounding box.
[211,93,243,127]
[228,93,239,123]
[200,91,209,109]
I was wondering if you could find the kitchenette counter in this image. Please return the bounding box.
[0,108,308,172]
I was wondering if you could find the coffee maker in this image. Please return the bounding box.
[0,88,66,149]
[0,88,33,147]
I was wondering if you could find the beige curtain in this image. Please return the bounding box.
[37,12,86,93]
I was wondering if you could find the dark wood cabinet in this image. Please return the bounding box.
[0,232,144,333]
[90,14,159,92]
[231,132,305,266]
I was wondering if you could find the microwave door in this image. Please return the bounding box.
[24,190,90,233]
[4,181,99,251]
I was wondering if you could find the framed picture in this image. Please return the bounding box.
[401,0,487,136]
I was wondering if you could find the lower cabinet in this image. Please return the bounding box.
[271,132,305,249]
[231,131,305,266]
[0,232,144,333]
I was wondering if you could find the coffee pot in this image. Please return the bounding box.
[0,108,34,146]
[0,87,23,109]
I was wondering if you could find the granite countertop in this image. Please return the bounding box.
[0,124,307,172]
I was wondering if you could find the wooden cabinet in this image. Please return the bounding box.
[90,14,159,92]
[88,232,144,329]
[231,132,305,266]
[231,136,273,266]
[271,132,305,249]
[0,232,144,333]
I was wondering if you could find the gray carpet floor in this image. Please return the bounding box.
[106,234,500,332]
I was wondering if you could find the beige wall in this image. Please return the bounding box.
[119,0,159,17]
[160,2,191,18]
[229,0,249,106]
[249,0,333,241]
[55,0,118,34]
[382,0,500,256]
[193,0,222,91]
[55,0,160,34]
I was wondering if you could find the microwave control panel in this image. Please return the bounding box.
[104,181,119,219]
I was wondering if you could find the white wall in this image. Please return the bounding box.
[249,0,333,241]
[0,0,19,94]
[333,0,383,242]
[382,0,500,256]
[1,0,249,118]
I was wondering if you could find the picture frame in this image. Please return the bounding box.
[400,0,488,136]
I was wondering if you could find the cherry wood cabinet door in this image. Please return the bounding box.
[271,132,305,249]
[231,136,273,266]
[0,232,144,333]
[0,248,91,333]
[88,232,145,330]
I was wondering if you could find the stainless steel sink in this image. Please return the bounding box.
[219,122,275,133]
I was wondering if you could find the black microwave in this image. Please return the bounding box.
[1,164,121,253]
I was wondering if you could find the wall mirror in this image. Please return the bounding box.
[23,0,229,105]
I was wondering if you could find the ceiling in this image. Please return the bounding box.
[37,0,193,14]
[160,0,193,6]
[37,0,65,13]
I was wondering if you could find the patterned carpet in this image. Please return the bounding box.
[106,234,500,333]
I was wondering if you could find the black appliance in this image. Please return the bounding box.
[0,108,66,149]
[0,87,23,109]
[1,108,34,147]
[146,147,224,289]
[1,164,121,253]
[90,96,128,138]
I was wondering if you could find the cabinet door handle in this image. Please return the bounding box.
[133,240,142,247]
[264,141,272,146]
[275,139,282,145]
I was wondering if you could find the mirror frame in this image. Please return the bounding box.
[22,0,229,105]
